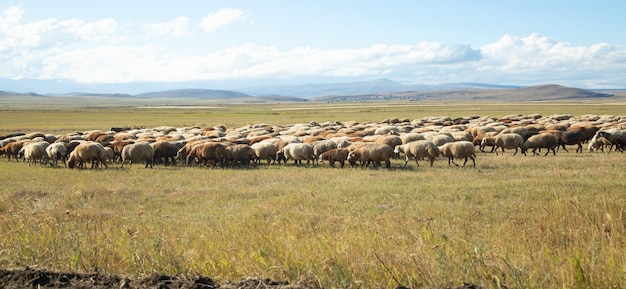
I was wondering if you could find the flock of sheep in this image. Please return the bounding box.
[1,113,625,170]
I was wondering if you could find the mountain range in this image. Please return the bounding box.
[0,78,622,103]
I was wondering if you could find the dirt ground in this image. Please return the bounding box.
[0,267,483,289]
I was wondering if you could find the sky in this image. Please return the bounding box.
[1,0,626,92]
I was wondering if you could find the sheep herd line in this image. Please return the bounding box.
[1,113,625,170]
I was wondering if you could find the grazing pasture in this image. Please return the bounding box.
[1,101,625,289]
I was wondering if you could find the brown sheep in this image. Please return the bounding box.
[187,142,226,167]
[225,144,256,166]
[0,140,26,162]
[150,141,181,166]
[67,142,109,169]
[347,144,394,168]
[521,133,558,156]
[319,148,349,168]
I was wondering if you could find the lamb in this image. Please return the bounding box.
[394,140,440,167]
[587,133,612,152]
[251,142,278,164]
[521,133,558,156]
[67,142,109,169]
[224,144,256,166]
[482,133,524,156]
[45,142,68,167]
[319,148,349,168]
[186,142,226,167]
[438,141,477,167]
[347,143,394,169]
[121,142,155,168]
[276,143,315,166]
[596,130,626,153]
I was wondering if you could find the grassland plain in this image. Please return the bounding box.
[0,101,625,289]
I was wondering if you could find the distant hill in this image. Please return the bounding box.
[312,84,615,102]
[513,84,613,100]
[136,88,250,99]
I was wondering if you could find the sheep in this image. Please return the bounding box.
[587,133,611,152]
[596,130,626,153]
[374,135,403,148]
[67,142,109,169]
[251,142,279,164]
[224,144,256,166]
[45,142,68,167]
[319,148,349,168]
[347,143,394,169]
[567,124,599,142]
[276,143,315,166]
[108,140,135,163]
[482,133,524,156]
[399,133,425,144]
[554,130,587,153]
[0,140,26,162]
[121,142,155,168]
[312,139,337,162]
[394,140,440,167]
[438,141,477,167]
[521,133,558,156]
[186,142,226,167]
[20,141,50,166]
[428,134,455,146]
[150,141,181,166]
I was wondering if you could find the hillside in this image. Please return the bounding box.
[313,84,616,102]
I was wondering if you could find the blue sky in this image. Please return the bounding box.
[1,1,625,91]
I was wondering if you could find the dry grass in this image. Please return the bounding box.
[1,102,625,288]
[1,152,624,289]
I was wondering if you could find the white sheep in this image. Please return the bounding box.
[399,133,425,144]
[121,142,155,168]
[20,141,50,166]
[251,142,279,164]
[438,141,476,167]
[394,140,440,167]
[312,139,337,160]
[276,143,315,166]
[45,142,68,167]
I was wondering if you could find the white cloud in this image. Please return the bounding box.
[142,17,193,38]
[199,8,245,33]
[1,5,625,88]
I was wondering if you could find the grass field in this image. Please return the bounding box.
[1,101,625,289]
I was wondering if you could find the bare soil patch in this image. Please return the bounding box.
[0,267,482,289]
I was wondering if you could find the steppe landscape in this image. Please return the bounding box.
[1,85,626,289]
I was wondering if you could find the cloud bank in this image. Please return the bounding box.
[1,6,625,88]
